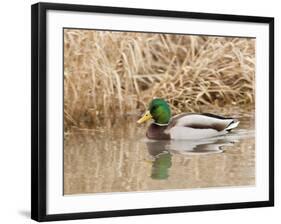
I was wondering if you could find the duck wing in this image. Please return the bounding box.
[168,113,238,131]
[166,113,239,140]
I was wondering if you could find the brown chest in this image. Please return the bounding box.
[146,123,170,140]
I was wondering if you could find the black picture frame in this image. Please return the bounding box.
[31,2,274,222]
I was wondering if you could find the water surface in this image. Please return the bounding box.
[64,116,255,195]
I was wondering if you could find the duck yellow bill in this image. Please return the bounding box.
[137,111,152,124]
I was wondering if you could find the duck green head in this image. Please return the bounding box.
[137,98,171,125]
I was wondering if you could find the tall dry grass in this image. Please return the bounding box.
[64,29,255,129]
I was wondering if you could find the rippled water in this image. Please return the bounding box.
[64,116,255,195]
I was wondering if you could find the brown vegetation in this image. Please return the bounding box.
[64,29,255,129]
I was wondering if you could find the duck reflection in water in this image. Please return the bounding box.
[146,141,172,180]
[145,137,238,180]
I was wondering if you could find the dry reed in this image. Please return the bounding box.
[64,29,255,129]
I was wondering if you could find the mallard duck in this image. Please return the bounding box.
[137,98,239,140]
